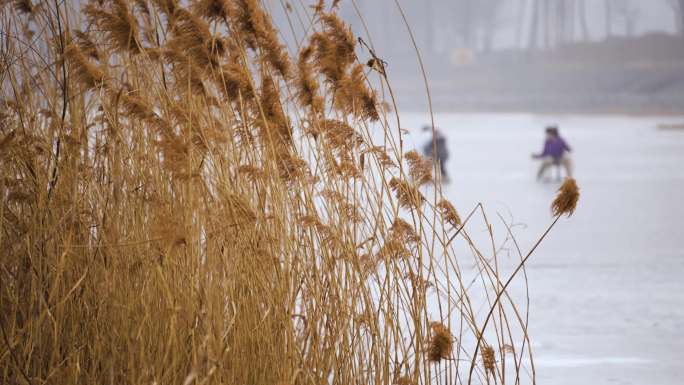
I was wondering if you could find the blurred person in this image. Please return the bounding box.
[532,125,573,181]
[422,125,450,183]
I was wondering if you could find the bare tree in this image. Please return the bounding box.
[567,0,576,42]
[667,0,684,35]
[542,0,550,49]
[555,0,568,46]
[612,0,640,37]
[452,0,474,48]
[476,0,506,51]
[680,0,684,35]
[450,0,505,51]
[577,0,590,41]
[516,0,529,48]
[528,0,540,50]
[425,0,434,53]
[605,0,613,38]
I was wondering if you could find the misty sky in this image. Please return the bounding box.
[466,0,679,49]
[505,0,678,44]
[324,0,682,54]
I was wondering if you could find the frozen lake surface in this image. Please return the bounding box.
[400,113,684,385]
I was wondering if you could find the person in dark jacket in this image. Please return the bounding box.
[532,126,572,180]
[422,125,450,183]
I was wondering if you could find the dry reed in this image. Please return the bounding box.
[0,1,575,384]
[552,177,580,217]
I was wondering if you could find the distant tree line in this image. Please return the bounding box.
[431,0,684,52]
[669,0,684,35]
[522,0,683,50]
[344,0,684,55]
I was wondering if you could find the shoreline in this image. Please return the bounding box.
[394,106,684,118]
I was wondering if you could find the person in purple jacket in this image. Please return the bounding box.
[532,126,573,180]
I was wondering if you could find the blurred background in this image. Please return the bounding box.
[273,1,684,384]
[372,2,683,384]
[338,0,684,114]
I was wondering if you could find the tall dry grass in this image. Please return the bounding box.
[0,1,578,384]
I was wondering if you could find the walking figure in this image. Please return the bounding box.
[422,125,450,183]
[532,126,573,181]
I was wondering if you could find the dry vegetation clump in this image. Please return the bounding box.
[428,322,453,363]
[437,198,462,228]
[405,150,433,186]
[481,345,496,376]
[0,1,576,384]
[552,177,580,217]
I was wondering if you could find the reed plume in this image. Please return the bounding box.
[437,199,461,227]
[310,13,354,84]
[230,0,290,78]
[428,322,453,363]
[405,150,433,186]
[552,177,580,217]
[481,345,496,375]
[64,43,106,90]
[85,0,142,54]
[389,177,425,210]
[296,46,324,114]
[73,30,101,60]
[193,0,230,21]
[13,0,36,15]
[166,8,223,70]
[378,218,419,260]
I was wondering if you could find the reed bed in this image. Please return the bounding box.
[0,1,578,384]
